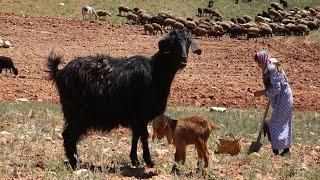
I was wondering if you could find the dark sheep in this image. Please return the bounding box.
[198,8,204,17]
[118,5,131,16]
[0,56,18,75]
[203,8,211,16]
[45,29,201,170]
[150,16,165,27]
[208,0,214,8]
[231,18,237,24]
[236,17,246,24]
[279,0,288,8]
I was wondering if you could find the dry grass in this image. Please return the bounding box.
[0,102,319,179]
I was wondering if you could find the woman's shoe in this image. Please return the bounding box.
[280,148,291,157]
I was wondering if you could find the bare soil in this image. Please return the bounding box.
[1,12,319,111]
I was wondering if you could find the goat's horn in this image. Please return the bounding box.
[190,39,201,55]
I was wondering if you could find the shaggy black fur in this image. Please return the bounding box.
[46,29,201,169]
[0,56,18,75]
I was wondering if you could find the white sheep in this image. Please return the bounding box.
[82,6,98,20]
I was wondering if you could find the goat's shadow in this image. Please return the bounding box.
[77,162,160,179]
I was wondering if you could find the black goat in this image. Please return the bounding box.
[46,29,201,169]
[0,56,18,75]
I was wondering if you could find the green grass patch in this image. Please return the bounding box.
[1,0,320,23]
[0,101,319,179]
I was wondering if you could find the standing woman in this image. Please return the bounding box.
[253,50,293,156]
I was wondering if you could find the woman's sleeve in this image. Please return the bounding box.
[265,68,281,98]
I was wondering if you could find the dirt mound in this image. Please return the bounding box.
[0,12,319,111]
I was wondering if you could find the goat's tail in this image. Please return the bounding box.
[46,51,62,81]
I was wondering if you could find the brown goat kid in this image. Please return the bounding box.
[152,115,220,172]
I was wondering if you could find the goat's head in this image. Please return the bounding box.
[152,115,176,144]
[158,29,201,68]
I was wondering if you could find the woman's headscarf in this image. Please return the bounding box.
[255,50,270,73]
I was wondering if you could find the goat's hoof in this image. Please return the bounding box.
[145,159,155,168]
[171,165,180,175]
[64,160,77,170]
[131,160,140,167]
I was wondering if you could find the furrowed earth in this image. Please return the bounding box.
[1,12,320,111]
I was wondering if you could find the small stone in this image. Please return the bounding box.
[0,38,4,47]
[0,131,11,136]
[3,40,11,48]
[73,169,92,177]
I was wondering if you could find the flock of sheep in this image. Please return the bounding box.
[111,2,320,39]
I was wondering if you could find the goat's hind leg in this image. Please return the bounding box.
[141,125,154,167]
[130,130,141,167]
[62,124,83,169]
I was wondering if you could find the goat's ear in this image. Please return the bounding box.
[190,39,201,55]
[168,118,178,130]
[158,38,170,53]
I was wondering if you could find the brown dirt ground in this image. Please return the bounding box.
[0,12,319,111]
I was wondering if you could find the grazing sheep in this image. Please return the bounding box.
[275,25,287,36]
[150,16,165,27]
[127,13,139,24]
[231,18,237,24]
[96,10,111,20]
[152,115,220,172]
[296,24,310,36]
[164,18,176,29]
[136,9,147,16]
[255,16,267,23]
[192,27,207,37]
[213,24,224,32]
[203,8,210,16]
[243,15,253,23]
[198,23,210,30]
[151,23,163,34]
[176,17,187,26]
[262,10,272,19]
[230,25,248,38]
[0,56,18,75]
[269,8,283,21]
[158,11,175,19]
[82,6,98,20]
[208,29,225,39]
[118,5,131,16]
[185,21,197,31]
[132,7,140,14]
[236,17,246,24]
[144,24,154,35]
[210,10,222,21]
[247,32,259,40]
[282,18,296,24]
[208,0,214,8]
[259,25,273,37]
[198,8,204,17]
[307,21,319,30]
[271,2,283,11]
[46,29,201,170]
[217,21,231,32]
[248,27,260,34]
[279,0,288,8]
[269,23,279,31]
[139,13,152,24]
[172,21,185,31]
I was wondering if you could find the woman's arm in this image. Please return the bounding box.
[265,68,281,98]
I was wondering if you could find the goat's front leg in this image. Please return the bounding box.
[130,130,140,167]
[141,125,154,167]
